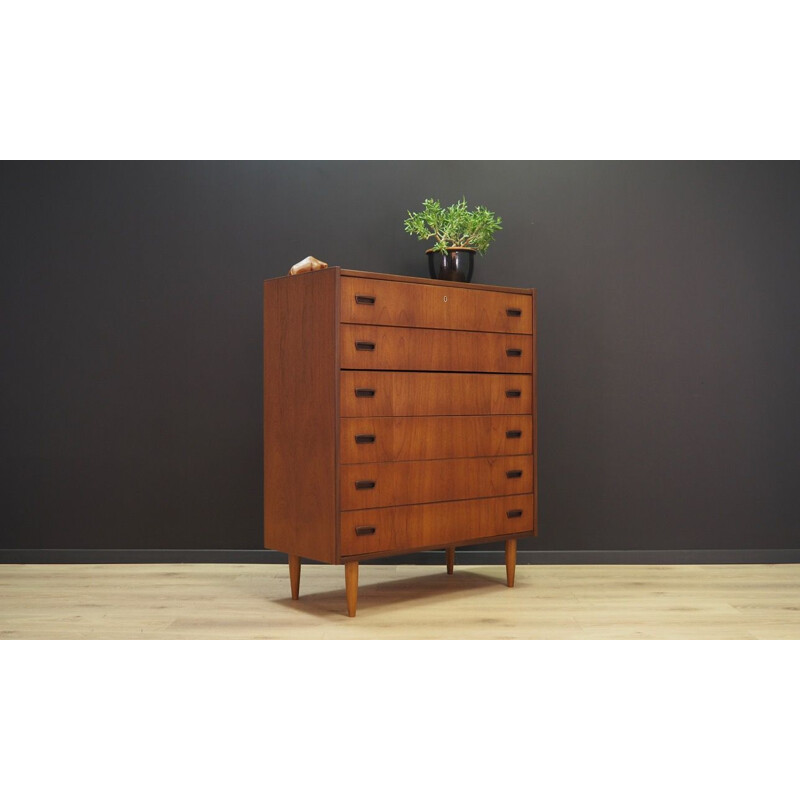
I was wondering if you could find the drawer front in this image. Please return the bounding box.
[340,371,532,417]
[340,415,533,464]
[341,455,534,510]
[341,325,532,373]
[341,276,533,334]
[341,493,534,556]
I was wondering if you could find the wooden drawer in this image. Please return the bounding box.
[340,371,532,417]
[341,455,534,510]
[341,276,533,334]
[340,324,532,373]
[341,493,534,556]
[340,415,533,464]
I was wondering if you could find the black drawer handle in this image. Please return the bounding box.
[506,308,522,317]
[506,470,523,479]
[505,389,521,398]
[355,341,375,351]
[354,388,375,398]
[506,348,522,357]
[355,295,375,305]
[355,480,376,490]
[355,526,376,536]
[506,509,523,519]
[506,430,522,439]
[354,434,375,444]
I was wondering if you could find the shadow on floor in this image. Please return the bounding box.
[274,567,510,618]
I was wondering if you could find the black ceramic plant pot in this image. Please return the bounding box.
[426,247,476,282]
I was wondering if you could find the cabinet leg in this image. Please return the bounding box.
[505,539,517,588]
[289,554,301,600]
[345,561,359,617]
[446,547,455,575]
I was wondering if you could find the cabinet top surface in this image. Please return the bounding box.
[265,267,534,295]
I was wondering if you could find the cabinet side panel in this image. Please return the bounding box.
[264,270,337,563]
[532,289,538,537]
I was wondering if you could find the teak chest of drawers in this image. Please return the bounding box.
[263,268,537,616]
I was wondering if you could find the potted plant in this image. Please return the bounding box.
[404,197,503,282]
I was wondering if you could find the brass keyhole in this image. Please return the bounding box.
[443,296,448,303]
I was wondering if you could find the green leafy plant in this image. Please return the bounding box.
[404,197,502,255]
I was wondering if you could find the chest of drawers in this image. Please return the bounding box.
[263,267,537,616]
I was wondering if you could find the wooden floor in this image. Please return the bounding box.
[1,563,799,639]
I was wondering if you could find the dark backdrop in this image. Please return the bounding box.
[2,161,799,559]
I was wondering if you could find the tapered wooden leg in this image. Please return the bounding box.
[505,539,517,588]
[345,561,359,617]
[289,554,301,600]
[446,547,455,575]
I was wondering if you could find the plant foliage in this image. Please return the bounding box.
[404,197,502,255]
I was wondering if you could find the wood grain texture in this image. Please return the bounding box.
[340,371,532,417]
[340,455,534,510]
[531,289,538,539]
[3,563,798,638]
[340,415,533,464]
[263,267,536,607]
[339,268,532,295]
[341,324,532,373]
[341,275,533,333]
[340,494,534,556]
[289,554,301,599]
[345,561,358,617]
[263,269,338,563]
[506,539,517,588]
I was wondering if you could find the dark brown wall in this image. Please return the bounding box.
[1,161,799,555]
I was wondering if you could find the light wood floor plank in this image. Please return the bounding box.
[0,563,798,639]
